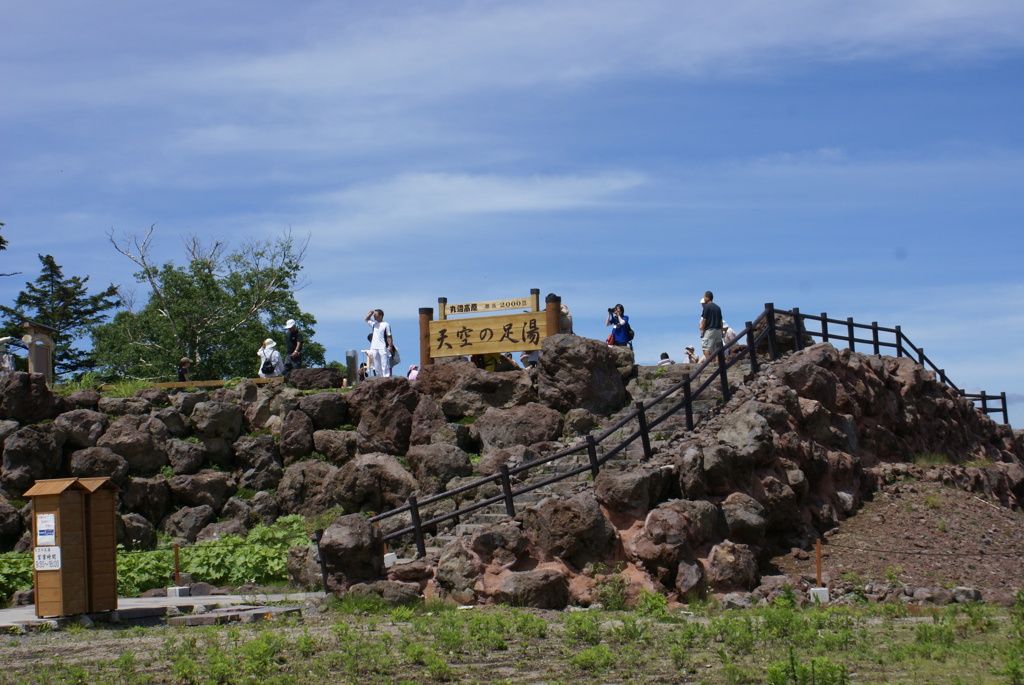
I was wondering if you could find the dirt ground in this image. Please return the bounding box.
[771,476,1024,597]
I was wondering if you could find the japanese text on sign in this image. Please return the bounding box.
[445,298,532,315]
[429,312,548,357]
[34,546,62,571]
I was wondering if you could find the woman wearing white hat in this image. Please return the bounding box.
[257,338,284,378]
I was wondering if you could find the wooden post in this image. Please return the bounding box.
[635,401,653,461]
[586,435,600,477]
[419,307,434,369]
[820,313,829,343]
[408,496,426,559]
[499,465,516,517]
[894,325,903,357]
[530,288,541,312]
[683,378,694,431]
[792,307,803,352]
[717,349,730,402]
[1001,392,1009,425]
[816,539,822,587]
[765,303,779,360]
[745,321,758,374]
[871,322,880,355]
[437,297,447,321]
[545,293,560,341]
[847,317,856,352]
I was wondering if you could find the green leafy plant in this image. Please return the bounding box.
[564,610,603,645]
[569,644,615,672]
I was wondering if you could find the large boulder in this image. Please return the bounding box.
[150,407,190,438]
[473,404,564,453]
[435,541,481,605]
[168,471,236,511]
[312,430,359,466]
[522,492,616,567]
[232,434,283,490]
[405,444,473,494]
[0,372,63,422]
[289,367,345,390]
[98,397,152,416]
[134,387,170,406]
[415,361,535,420]
[1,424,66,494]
[280,410,315,465]
[333,454,418,514]
[492,569,569,609]
[594,466,670,515]
[166,438,205,475]
[347,377,420,455]
[318,514,385,592]
[0,498,23,547]
[536,334,627,414]
[160,505,216,543]
[54,409,108,449]
[68,447,130,485]
[409,395,476,451]
[96,415,169,475]
[721,492,767,545]
[120,477,172,524]
[120,513,156,551]
[706,541,759,592]
[190,402,245,441]
[276,460,339,517]
[242,383,300,432]
[171,391,209,417]
[298,392,349,430]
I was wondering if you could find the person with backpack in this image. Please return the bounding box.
[605,303,632,348]
[257,338,284,378]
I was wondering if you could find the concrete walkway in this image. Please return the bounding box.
[0,592,323,630]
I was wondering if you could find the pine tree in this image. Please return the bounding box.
[1,254,120,378]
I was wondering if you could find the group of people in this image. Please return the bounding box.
[175,293,732,384]
[255,319,304,379]
[615,291,733,367]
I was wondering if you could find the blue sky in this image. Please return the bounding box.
[2,1,1022,428]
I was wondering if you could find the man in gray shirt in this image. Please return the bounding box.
[699,291,724,362]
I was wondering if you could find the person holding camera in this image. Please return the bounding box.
[605,303,631,348]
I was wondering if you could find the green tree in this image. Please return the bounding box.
[92,226,324,381]
[0,254,120,378]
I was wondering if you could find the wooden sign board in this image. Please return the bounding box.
[428,312,547,357]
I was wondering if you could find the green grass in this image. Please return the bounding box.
[3,596,1023,684]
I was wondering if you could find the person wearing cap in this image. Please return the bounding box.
[365,308,394,377]
[177,357,192,383]
[685,346,699,363]
[257,338,284,378]
[283,319,303,377]
[408,364,419,380]
[699,291,724,362]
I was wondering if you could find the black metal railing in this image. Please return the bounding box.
[369,303,1009,557]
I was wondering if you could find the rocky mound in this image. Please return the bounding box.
[2,334,1021,610]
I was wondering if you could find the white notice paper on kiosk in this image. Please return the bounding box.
[36,513,56,546]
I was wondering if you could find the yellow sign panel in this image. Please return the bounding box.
[428,312,547,358]
[442,297,534,316]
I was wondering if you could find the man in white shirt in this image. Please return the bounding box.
[365,308,395,377]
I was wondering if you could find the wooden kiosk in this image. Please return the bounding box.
[23,477,119,618]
